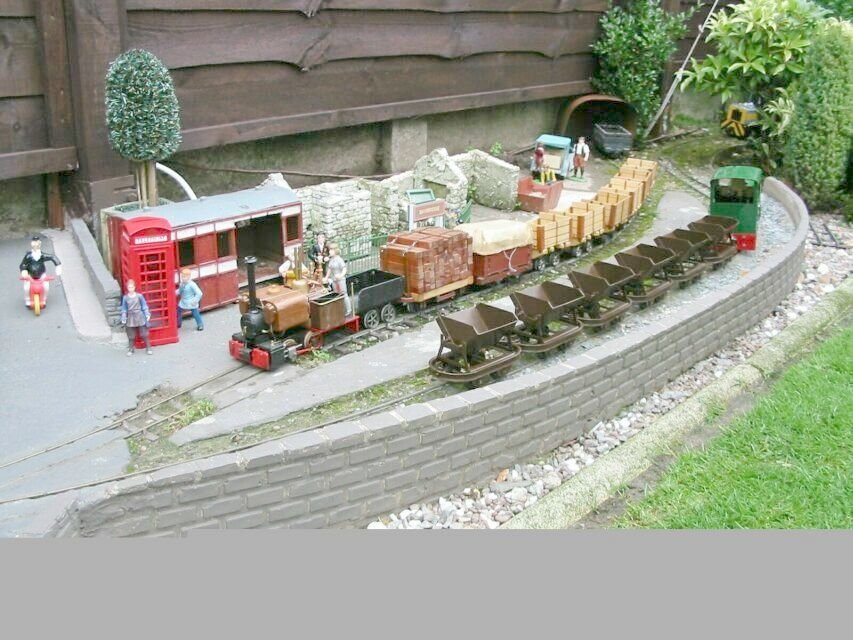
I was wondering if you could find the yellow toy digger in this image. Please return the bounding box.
[721,102,759,138]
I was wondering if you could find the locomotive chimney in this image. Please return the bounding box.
[245,256,259,308]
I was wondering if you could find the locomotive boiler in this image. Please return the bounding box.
[230,256,358,370]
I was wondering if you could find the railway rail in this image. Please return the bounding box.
[809,219,844,249]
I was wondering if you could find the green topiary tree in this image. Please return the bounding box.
[591,0,691,137]
[783,19,853,213]
[105,49,181,208]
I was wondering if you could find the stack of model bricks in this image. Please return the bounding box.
[380,228,473,295]
[529,158,658,252]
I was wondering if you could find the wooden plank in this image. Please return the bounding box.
[0,18,42,98]
[63,0,128,183]
[173,54,594,149]
[0,146,77,180]
[406,276,473,303]
[0,96,47,151]
[0,0,34,17]
[46,172,64,229]
[126,1,609,14]
[127,10,602,70]
[174,53,594,128]
[35,0,74,147]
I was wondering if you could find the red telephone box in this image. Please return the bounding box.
[120,217,178,347]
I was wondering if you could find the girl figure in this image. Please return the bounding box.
[120,279,152,356]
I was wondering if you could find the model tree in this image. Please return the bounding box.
[105,49,181,208]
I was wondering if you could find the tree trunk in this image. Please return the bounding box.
[134,160,159,208]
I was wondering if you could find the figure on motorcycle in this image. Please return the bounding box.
[19,235,62,310]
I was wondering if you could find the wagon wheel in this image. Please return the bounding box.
[584,240,593,253]
[570,245,583,258]
[533,257,547,272]
[548,251,561,268]
[362,308,381,329]
[406,301,426,314]
[380,303,397,324]
[303,330,323,350]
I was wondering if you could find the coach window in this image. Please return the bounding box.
[178,239,195,267]
[285,215,300,242]
[217,230,233,257]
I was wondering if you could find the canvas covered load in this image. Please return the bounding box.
[455,220,533,256]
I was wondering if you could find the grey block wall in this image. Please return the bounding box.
[69,218,122,326]
[40,178,807,537]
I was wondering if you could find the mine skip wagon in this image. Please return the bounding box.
[346,269,405,329]
[429,304,522,387]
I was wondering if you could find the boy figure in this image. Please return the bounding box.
[19,235,62,307]
[176,268,204,331]
[571,136,591,179]
[120,279,152,355]
[324,245,352,317]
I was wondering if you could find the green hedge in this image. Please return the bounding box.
[783,19,853,214]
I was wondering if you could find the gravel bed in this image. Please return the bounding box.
[367,211,850,530]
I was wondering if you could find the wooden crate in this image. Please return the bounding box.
[542,210,571,246]
[535,219,558,252]
[617,166,653,201]
[607,178,644,213]
[568,211,592,242]
[624,158,658,182]
[594,191,631,228]
[599,187,636,221]
[610,169,647,204]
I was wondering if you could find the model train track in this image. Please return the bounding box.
[809,219,845,249]
[0,365,264,476]
[0,380,448,506]
[659,160,711,198]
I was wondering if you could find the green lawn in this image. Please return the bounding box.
[619,327,853,529]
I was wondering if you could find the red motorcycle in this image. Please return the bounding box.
[19,274,56,316]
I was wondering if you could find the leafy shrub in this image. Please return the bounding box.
[813,0,853,20]
[783,19,853,211]
[679,0,826,106]
[591,0,690,136]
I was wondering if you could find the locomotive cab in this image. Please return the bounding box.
[710,166,763,251]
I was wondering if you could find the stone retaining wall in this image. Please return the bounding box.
[38,178,807,536]
[68,217,122,327]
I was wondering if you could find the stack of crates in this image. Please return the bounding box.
[567,201,606,241]
[593,190,631,229]
[536,211,571,250]
[624,158,658,183]
[380,228,472,295]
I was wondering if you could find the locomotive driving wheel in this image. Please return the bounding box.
[303,331,323,351]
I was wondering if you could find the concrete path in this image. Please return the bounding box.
[0,233,244,501]
[42,228,115,343]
